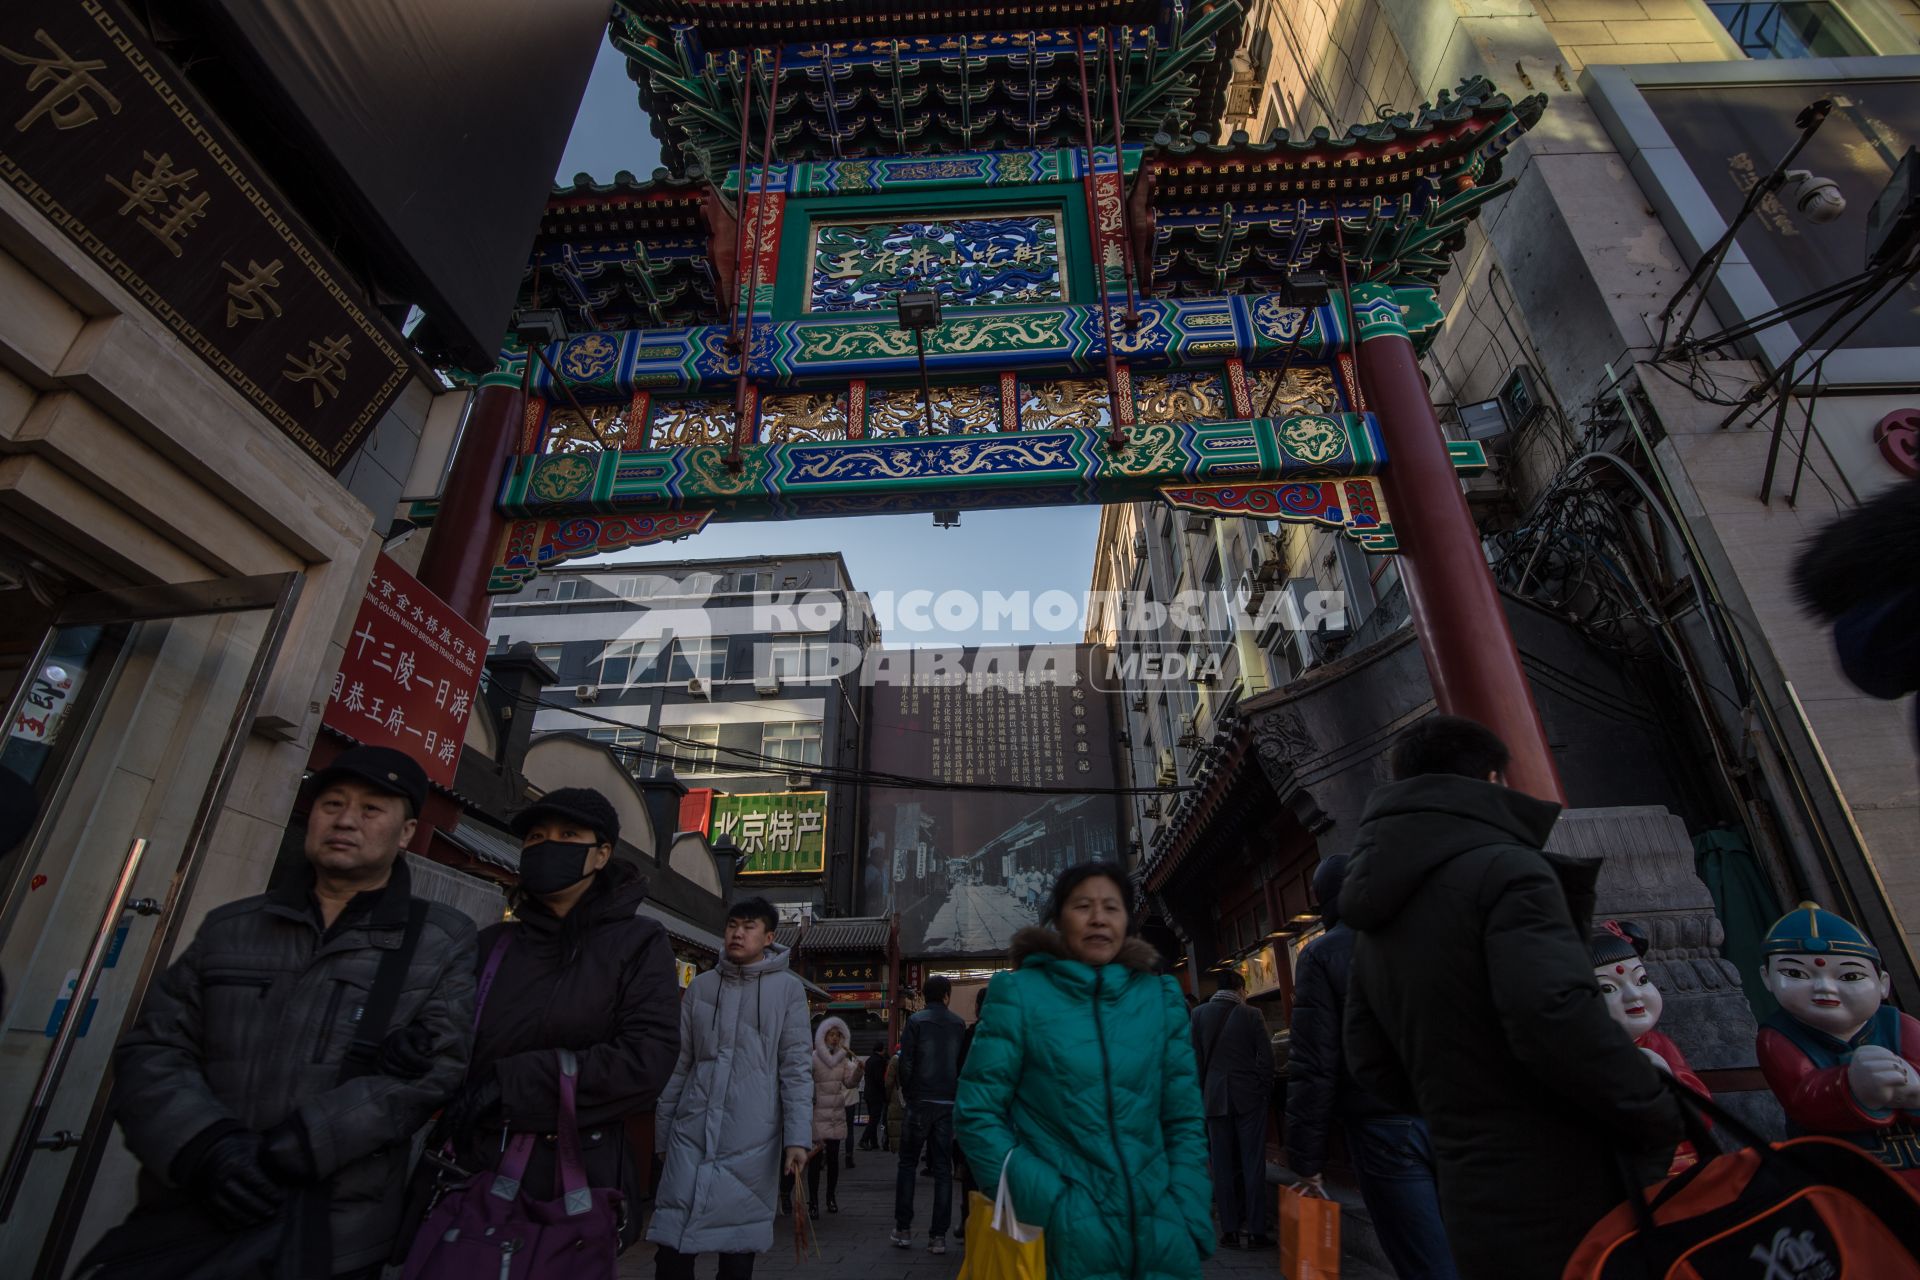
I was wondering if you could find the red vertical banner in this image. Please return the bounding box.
[1226,357,1254,418]
[1089,165,1127,306]
[679,788,716,836]
[738,187,785,318]
[323,553,486,790]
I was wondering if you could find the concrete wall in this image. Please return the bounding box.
[1230,2,1920,971]
[0,178,439,1268]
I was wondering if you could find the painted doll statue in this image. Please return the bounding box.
[1591,920,1710,1173]
[1756,901,1920,1187]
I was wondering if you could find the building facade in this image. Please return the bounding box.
[486,554,878,917]
[1092,0,1919,1111]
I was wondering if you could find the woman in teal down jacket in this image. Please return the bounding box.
[956,862,1214,1280]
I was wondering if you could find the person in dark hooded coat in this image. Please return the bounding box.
[1288,853,1454,1279]
[435,787,680,1251]
[1339,717,1681,1280]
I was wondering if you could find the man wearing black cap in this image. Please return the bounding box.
[100,745,477,1278]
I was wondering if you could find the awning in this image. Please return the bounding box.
[441,819,522,872]
[637,901,724,957]
[773,917,891,953]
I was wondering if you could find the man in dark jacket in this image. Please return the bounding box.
[1190,968,1275,1248]
[1289,854,1455,1279]
[1340,717,1680,1279]
[892,974,967,1253]
[861,1044,891,1150]
[108,746,476,1278]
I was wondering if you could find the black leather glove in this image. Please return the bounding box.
[442,1072,504,1145]
[191,1131,283,1228]
[260,1115,316,1185]
[377,1024,439,1079]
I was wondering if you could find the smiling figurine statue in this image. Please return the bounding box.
[1591,920,1710,1173]
[1756,901,1920,1187]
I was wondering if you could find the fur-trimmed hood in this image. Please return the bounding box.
[813,1015,852,1062]
[1009,925,1162,973]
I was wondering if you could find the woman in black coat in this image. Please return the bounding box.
[438,787,681,1250]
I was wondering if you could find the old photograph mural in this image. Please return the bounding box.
[863,644,1123,956]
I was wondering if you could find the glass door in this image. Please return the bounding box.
[0,574,298,1276]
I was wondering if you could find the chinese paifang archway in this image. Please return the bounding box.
[429,0,1563,797]
[452,0,1541,590]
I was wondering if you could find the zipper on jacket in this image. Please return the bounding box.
[1092,969,1140,1280]
[311,979,347,1063]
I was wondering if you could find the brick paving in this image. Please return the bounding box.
[621,1143,1394,1279]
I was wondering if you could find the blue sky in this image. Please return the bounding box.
[554,40,1102,645]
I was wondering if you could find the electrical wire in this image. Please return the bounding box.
[490,678,1201,796]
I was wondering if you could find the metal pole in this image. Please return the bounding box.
[529,342,612,449]
[1075,27,1127,452]
[1660,99,1831,350]
[1103,25,1141,326]
[914,330,936,435]
[729,43,784,472]
[728,52,754,348]
[0,838,149,1221]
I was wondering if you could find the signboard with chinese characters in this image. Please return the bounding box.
[0,4,411,474]
[808,213,1064,312]
[323,553,483,790]
[714,790,828,877]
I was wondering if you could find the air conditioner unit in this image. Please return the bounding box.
[1456,397,1511,451]
[1181,512,1212,534]
[574,684,598,703]
[1254,532,1289,586]
[1129,694,1148,713]
[1155,750,1178,787]
[1131,530,1149,558]
[1237,566,1266,614]
[1143,796,1162,819]
[687,677,710,699]
[1177,705,1202,748]
[755,672,781,696]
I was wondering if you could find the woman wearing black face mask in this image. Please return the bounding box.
[422,787,680,1255]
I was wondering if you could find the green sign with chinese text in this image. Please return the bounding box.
[715,790,827,877]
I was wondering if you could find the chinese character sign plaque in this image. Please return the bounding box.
[714,791,828,877]
[323,553,484,790]
[0,4,410,474]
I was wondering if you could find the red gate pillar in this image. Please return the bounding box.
[1350,286,1565,804]
[416,372,526,630]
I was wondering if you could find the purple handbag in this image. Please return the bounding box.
[401,935,623,1278]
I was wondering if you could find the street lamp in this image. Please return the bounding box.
[896,289,941,436]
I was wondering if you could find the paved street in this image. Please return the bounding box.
[621,1146,1393,1279]
[921,884,1036,953]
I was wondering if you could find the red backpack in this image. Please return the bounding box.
[1565,1083,1920,1278]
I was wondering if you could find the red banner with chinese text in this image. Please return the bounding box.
[322,554,484,790]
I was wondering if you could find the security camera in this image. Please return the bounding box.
[1785,170,1847,224]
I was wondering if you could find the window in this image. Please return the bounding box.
[555,578,581,601]
[532,643,564,673]
[661,724,722,774]
[761,720,823,767]
[1707,3,1871,58]
[595,640,661,687]
[732,571,769,595]
[764,634,832,683]
[670,637,726,683]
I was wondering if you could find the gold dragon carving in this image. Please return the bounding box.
[867,384,999,437]
[1133,373,1226,425]
[545,403,636,454]
[1248,366,1339,418]
[1020,379,1110,432]
[646,398,737,449]
[759,392,849,444]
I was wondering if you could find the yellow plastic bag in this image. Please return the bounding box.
[1279,1184,1341,1280]
[957,1156,1045,1280]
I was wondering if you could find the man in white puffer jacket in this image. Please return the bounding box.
[648,897,812,1280]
